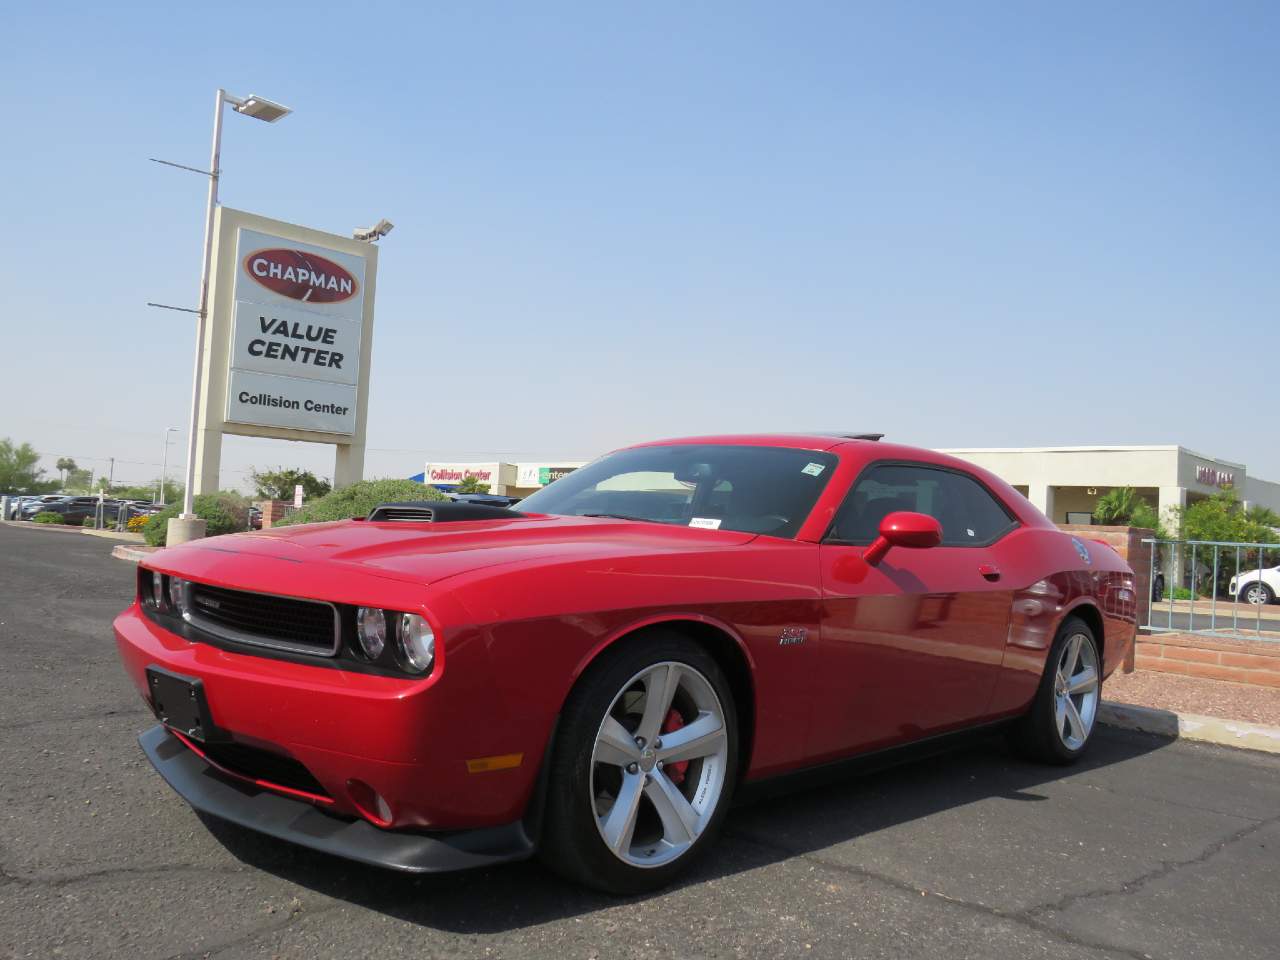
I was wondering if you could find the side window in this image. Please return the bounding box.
[829,463,1017,547]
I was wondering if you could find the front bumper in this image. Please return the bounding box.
[141,725,535,873]
[114,601,551,830]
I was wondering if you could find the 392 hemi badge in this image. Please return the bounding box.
[779,626,807,646]
[243,248,359,304]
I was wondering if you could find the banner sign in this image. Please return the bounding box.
[225,228,367,435]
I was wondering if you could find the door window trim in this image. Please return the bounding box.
[823,459,1021,548]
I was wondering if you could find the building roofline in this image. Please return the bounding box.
[939,445,1248,471]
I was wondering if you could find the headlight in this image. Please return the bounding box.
[397,613,435,674]
[169,577,188,615]
[355,607,387,659]
[151,571,165,608]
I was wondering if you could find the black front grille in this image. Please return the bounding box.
[186,583,338,655]
[200,740,329,797]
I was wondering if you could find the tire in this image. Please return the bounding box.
[538,632,739,894]
[1009,616,1102,765]
[1241,582,1275,606]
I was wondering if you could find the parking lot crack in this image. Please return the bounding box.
[725,828,1171,960]
[1023,811,1280,920]
[163,901,344,960]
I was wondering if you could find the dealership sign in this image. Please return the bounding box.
[1196,465,1235,489]
[225,228,367,435]
[427,464,495,484]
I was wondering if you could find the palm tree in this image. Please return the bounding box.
[55,457,77,488]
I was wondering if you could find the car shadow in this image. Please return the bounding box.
[197,724,1175,933]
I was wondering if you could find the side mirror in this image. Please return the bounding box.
[863,511,942,565]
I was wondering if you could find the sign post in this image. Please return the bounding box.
[188,207,378,512]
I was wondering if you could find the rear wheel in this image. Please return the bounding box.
[1242,582,1275,606]
[1010,616,1101,764]
[539,633,738,894]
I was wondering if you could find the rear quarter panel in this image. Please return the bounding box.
[987,528,1138,716]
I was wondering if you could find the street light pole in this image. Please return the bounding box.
[164,89,291,543]
[178,88,227,522]
[159,426,178,505]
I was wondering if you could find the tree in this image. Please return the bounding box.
[0,439,57,494]
[64,467,93,493]
[55,457,77,486]
[248,467,332,502]
[455,475,491,494]
[1093,486,1168,539]
[1172,490,1280,597]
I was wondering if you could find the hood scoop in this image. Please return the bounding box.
[366,501,526,523]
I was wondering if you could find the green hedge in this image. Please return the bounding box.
[143,492,251,547]
[32,512,65,524]
[274,479,449,527]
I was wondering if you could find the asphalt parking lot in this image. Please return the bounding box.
[2,523,1277,960]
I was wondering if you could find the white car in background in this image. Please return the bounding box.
[1230,564,1280,605]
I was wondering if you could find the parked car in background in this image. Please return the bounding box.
[23,496,121,525]
[9,494,65,519]
[116,433,1137,893]
[1230,563,1280,605]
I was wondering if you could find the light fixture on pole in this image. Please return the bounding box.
[158,427,179,505]
[150,88,292,541]
[353,219,394,242]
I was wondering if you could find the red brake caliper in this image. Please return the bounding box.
[662,709,689,785]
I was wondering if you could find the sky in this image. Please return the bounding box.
[2,1,1278,493]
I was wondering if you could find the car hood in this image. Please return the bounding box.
[159,513,758,587]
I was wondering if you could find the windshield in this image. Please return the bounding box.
[517,444,838,538]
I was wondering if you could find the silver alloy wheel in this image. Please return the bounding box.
[1054,632,1100,751]
[1244,583,1268,605]
[589,661,729,868]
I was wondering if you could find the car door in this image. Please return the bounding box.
[806,462,1017,762]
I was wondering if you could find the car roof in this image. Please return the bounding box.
[624,433,864,452]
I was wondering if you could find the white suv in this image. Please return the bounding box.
[1230,564,1280,605]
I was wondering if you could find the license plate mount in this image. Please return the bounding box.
[145,666,217,742]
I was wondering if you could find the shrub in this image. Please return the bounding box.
[143,492,251,547]
[32,511,63,524]
[127,514,149,532]
[275,479,449,527]
[82,517,94,527]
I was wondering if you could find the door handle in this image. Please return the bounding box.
[978,563,1001,582]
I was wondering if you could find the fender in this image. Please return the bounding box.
[568,610,758,683]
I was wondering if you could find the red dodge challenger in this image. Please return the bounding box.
[113,434,1137,893]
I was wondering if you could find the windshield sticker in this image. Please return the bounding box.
[801,462,826,477]
[689,517,722,529]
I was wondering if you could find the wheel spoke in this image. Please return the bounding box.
[1055,694,1068,740]
[1063,695,1086,743]
[644,770,699,844]
[657,712,725,764]
[596,716,641,767]
[637,664,682,743]
[1062,635,1081,678]
[1068,667,1098,695]
[600,772,644,854]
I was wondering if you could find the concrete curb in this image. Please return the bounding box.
[82,528,146,543]
[1100,702,1280,755]
[111,544,159,563]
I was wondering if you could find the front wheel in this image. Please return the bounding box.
[1009,616,1102,764]
[1241,582,1275,606]
[539,634,738,894]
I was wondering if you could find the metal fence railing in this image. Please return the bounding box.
[1142,538,1280,642]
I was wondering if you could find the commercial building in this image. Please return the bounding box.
[940,445,1280,528]
[412,444,1280,529]
[416,461,588,499]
